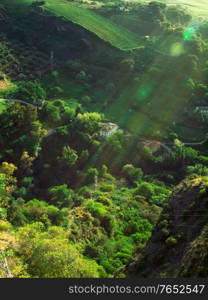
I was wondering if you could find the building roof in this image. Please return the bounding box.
[195,106,208,112]
[99,122,119,137]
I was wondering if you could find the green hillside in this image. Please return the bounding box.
[129,0,208,18]
[8,0,143,50]
[160,0,208,18]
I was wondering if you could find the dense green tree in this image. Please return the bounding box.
[58,146,78,167]
[48,184,74,208]
[40,100,75,127]
[0,104,46,160]
[8,81,46,104]
[84,168,99,185]
[75,112,102,135]
[134,182,155,200]
[122,164,143,184]
[22,199,67,226]
[17,223,104,278]
[0,162,17,209]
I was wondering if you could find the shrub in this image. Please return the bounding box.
[165,236,178,245]
[134,182,155,199]
[59,146,78,167]
[131,232,151,247]
[0,208,7,220]
[81,95,91,103]
[84,168,99,185]
[0,220,11,231]
[8,81,46,103]
[76,70,87,81]
[49,185,74,208]
[122,164,143,183]
[84,200,107,219]
[17,224,103,278]
[66,60,82,71]
[161,228,170,237]
[50,86,63,96]
[96,195,112,206]
[99,183,115,192]
[23,199,65,225]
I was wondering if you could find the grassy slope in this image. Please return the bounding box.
[125,0,208,18]
[161,0,208,18]
[8,0,143,50]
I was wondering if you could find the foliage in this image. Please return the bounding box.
[58,146,78,167]
[48,185,74,208]
[40,100,75,127]
[76,112,102,134]
[1,0,208,279]
[22,199,67,226]
[17,223,104,277]
[122,164,143,184]
[8,81,46,104]
[84,200,107,219]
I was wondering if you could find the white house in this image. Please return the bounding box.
[194,106,208,122]
[99,122,119,138]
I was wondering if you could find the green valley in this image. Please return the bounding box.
[0,0,208,280]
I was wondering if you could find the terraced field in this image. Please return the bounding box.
[7,0,143,51]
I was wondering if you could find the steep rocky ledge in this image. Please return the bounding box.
[128,177,208,277]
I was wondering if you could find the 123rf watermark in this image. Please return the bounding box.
[68,284,206,296]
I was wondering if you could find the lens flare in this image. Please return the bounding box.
[170,42,185,56]
[183,27,196,41]
[136,83,153,102]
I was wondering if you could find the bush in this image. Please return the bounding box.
[186,164,208,176]
[76,70,87,81]
[8,81,46,104]
[17,224,103,278]
[122,164,143,183]
[0,220,11,231]
[41,100,75,127]
[165,236,177,245]
[100,215,115,235]
[84,168,99,185]
[96,195,112,206]
[99,183,115,192]
[131,232,151,248]
[134,182,155,199]
[66,59,82,71]
[58,146,78,167]
[84,200,107,219]
[49,185,74,208]
[23,199,66,225]
[81,95,91,103]
[49,86,63,96]
[198,155,208,166]
[0,208,7,220]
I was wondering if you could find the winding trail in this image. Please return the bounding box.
[1,98,208,146]
[0,98,37,107]
[180,138,208,146]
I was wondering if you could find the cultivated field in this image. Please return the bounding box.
[8,0,143,50]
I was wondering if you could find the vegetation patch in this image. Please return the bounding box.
[8,0,144,50]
